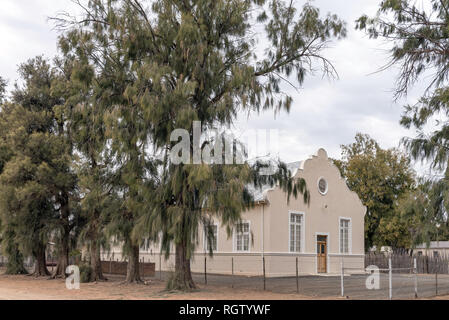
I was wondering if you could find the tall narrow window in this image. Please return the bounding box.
[290,213,303,253]
[235,222,250,252]
[205,225,218,252]
[340,219,350,254]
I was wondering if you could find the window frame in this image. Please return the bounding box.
[317,177,328,195]
[289,211,305,254]
[233,221,251,253]
[339,217,352,254]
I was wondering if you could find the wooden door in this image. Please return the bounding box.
[317,236,327,273]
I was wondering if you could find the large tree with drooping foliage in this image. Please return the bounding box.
[54,0,345,290]
[357,0,449,171]
[55,5,161,283]
[334,133,416,250]
[57,55,116,282]
[356,0,449,247]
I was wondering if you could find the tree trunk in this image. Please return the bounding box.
[51,197,70,279]
[89,239,107,282]
[168,242,196,290]
[51,233,69,279]
[126,244,142,283]
[32,244,49,277]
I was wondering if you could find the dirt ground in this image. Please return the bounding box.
[0,273,331,300]
[2,268,449,300]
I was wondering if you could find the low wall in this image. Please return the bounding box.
[100,261,155,277]
[102,251,364,277]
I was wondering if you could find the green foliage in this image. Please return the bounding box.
[336,133,415,250]
[52,0,344,289]
[0,57,77,275]
[69,249,82,259]
[356,0,449,249]
[394,179,448,249]
[2,227,28,275]
[357,0,449,172]
[79,263,93,283]
[356,0,449,97]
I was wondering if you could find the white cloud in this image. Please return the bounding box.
[0,0,79,89]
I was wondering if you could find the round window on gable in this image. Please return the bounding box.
[318,178,328,195]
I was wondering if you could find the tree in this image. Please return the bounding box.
[0,104,53,276]
[0,57,77,277]
[356,0,449,171]
[335,133,415,250]
[0,84,28,275]
[44,58,80,279]
[356,0,449,249]
[64,59,113,282]
[55,0,344,290]
[55,16,153,283]
[395,178,448,251]
[75,151,115,282]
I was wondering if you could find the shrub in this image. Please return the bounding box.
[79,264,92,283]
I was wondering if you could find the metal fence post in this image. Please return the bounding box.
[414,258,418,299]
[296,257,299,294]
[159,254,162,280]
[204,256,207,285]
[389,258,392,300]
[263,257,266,291]
[340,261,344,297]
[231,257,234,289]
[435,261,438,296]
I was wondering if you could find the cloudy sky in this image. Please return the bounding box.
[0,0,433,174]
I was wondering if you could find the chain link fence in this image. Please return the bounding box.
[2,252,449,299]
[152,253,449,300]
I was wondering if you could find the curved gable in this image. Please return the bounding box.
[294,148,366,217]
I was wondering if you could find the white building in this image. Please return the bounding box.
[103,149,367,276]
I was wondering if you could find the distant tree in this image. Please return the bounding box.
[395,178,449,251]
[336,133,416,250]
